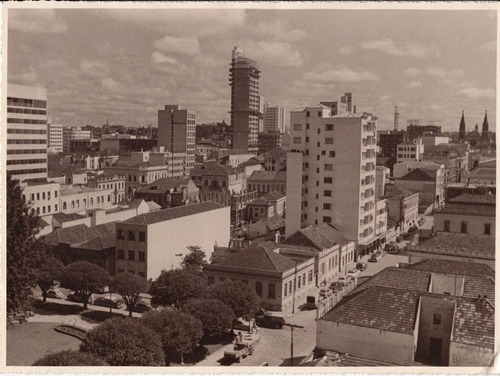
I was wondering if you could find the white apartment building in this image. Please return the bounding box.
[20,180,61,217]
[47,123,64,153]
[396,139,424,163]
[63,127,92,153]
[286,93,377,246]
[7,83,48,181]
[264,104,286,134]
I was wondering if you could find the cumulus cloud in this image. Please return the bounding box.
[361,39,432,57]
[153,35,200,56]
[403,67,420,77]
[80,60,110,79]
[426,67,464,78]
[151,52,179,65]
[339,46,354,55]
[9,9,67,33]
[406,81,423,89]
[304,67,379,83]
[457,87,495,99]
[244,41,304,67]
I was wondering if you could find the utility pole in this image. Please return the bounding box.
[284,323,304,366]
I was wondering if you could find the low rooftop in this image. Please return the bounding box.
[248,170,286,182]
[43,223,115,250]
[413,232,495,255]
[135,177,192,194]
[281,223,349,250]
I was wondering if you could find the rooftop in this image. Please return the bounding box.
[281,223,349,250]
[382,187,418,199]
[304,351,401,367]
[449,193,496,205]
[261,214,286,231]
[120,201,224,226]
[402,258,495,279]
[135,177,192,194]
[43,223,115,250]
[60,185,112,196]
[398,168,435,182]
[52,212,87,223]
[414,232,495,255]
[248,170,287,182]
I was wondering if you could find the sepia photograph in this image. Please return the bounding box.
[1,1,497,371]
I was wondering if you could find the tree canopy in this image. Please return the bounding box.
[205,280,260,320]
[110,273,149,317]
[149,269,205,308]
[36,253,64,303]
[33,350,107,366]
[181,246,207,272]
[60,261,110,309]
[183,298,234,338]
[141,309,203,365]
[7,176,45,316]
[80,317,164,366]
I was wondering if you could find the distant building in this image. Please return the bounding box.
[246,191,286,223]
[100,138,158,155]
[7,83,48,181]
[60,185,116,214]
[382,186,419,233]
[247,214,286,242]
[190,161,245,194]
[379,131,406,158]
[462,167,496,185]
[417,135,450,150]
[421,143,469,183]
[230,46,262,153]
[264,104,286,133]
[87,172,126,203]
[134,177,199,208]
[63,127,92,153]
[407,124,441,142]
[247,170,287,196]
[396,139,424,163]
[47,123,64,153]
[393,160,444,179]
[375,165,390,199]
[20,180,61,217]
[115,201,230,279]
[257,132,282,155]
[263,149,287,172]
[394,167,445,208]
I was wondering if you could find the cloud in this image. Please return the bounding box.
[150,52,189,75]
[426,67,464,78]
[339,46,354,55]
[361,39,432,57]
[150,52,179,65]
[403,67,420,77]
[153,35,200,56]
[243,41,304,67]
[80,60,110,79]
[406,81,423,89]
[9,9,67,33]
[304,67,379,83]
[481,40,496,52]
[457,87,495,99]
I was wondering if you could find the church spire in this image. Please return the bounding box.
[459,110,466,141]
[482,110,489,139]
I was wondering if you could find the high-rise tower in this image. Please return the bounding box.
[229,46,261,153]
[394,106,399,132]
[459,110,466,141]
[482,110,489,139]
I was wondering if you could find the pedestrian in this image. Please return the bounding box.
[252,321,259,333]
[237,331,243,343]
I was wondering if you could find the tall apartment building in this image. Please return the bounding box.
[62,127,92,153]
[286,93,377,247]
[47,123,64,153]
[264,104,286,134]
[158,104,196,173]
[229,46,261,153]
[7,83,48,181]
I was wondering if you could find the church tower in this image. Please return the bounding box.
[459,110,466,141]
[482,110,489,139]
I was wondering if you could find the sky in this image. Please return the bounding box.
[7,5,497,132]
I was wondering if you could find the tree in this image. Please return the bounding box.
[206,280,260,320]
[7,176,45,316]
[183,298,235,338]
[141,309,203,365]
[60,261,110,309]
[33,350,107,366]
[110,273,149,317]
[80,317,164,366]
[149,269,205,308]
[181,246,207,272]
[36,254,64,303]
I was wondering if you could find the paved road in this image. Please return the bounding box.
[357,252,409,278]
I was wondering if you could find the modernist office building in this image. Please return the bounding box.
[229,46,262,153]
[7,83,48,181]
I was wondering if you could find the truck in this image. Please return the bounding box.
[223,342,254,363]
[255,309,286,329]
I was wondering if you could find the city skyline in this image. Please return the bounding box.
[7,6,497,131]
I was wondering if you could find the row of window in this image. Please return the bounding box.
[443,220,491,235]
[117,230,147,242]
[117,249,146,262]
[398,154,417,159]
[294,123,335,132]
[31,204,58,215]
[7,107,47,115]
[7,129,47,135]
[7,159,47,165]
[283,270,314,297]
[7,98,47,108]
[7,139,47,144]
[62,195,111,210]
[7,118,47,124]
[25,190,58,202]
[8,168,47,175]
[7,149,46,155]
[247,183,286,193]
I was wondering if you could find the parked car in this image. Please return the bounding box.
[94,296,123,309]
[67,292,94,304]
[347,268,361,278]
[233,318,252,331]
[329,281,344,293]
[303,296,317,310]
[356,262,368,271]
[319,287,333,298]
[133,299,152,313]
[46,288,64,299]
[369,252,382,262]
[255,309,286,329]
[395,236,403,243]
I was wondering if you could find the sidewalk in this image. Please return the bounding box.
[29,314,97,331]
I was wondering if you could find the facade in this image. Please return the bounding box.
[247,170,287,196]
[246,191,286,223]
[316,260,495,366]
[229,46,262,153]
[264,104,286,133]
[394,168,445,208]
[47,123,64,153]
[396,139,424,163]
[375,165,390,199]
[203,243,315,312]
[100,138,158,155]
[190,161,245,194]
[60,185,116,214]
[21,180,61,217]
[421,143,469,184]
[257,132,282,155]
[383,186,419,233]
[115,202,230,279]
[263,149,287,172]
[63,127,92,153]
[7,83,48,181]
[407,124,442,142]
[393,161,443,179]
[379,131,406,158]
[285,94,377,245]
[134,177,199,208]
[87,172,126,203]
[418,135,450,150]
[158,104,196,172]
[247,215,286,242]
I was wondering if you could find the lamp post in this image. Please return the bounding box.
[284,323,304,366]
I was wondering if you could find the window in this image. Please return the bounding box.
[325,124,334,131]
[268,283,275,299]
[306,111,310,117]
[317,141,320,147]
[325,137,334,144]
[255,282,262,297]
[293,124,302,131]
[317,128,321,135]
[48,205,51,213]
[293,137,301,144]
[128,250,135,261]
[433,314,441,325]
[305,150,309,155]
[55,191,58,198]
[42,192,46,200]
[461,222,467,234]
[63,202,67,210]
[329,151,336,157]
[117,249,124,259]
[317,111,321,117]
[139,232,146,242]
[324,177,332,184]
[37,193,40,200]
[323,216,331,223]
[484,223,491,235]
[283,284,287,297]
[128,231,135,241]
[55,204,58,211]
[324,190,332,197]
[297,276,301,288]
[138,251,145,262]
[324,164,333,171]
[323,203,331,210]
[305,137,309,143]
[444,220,450,232]
[138,272,146,278]
[308,270,313,282]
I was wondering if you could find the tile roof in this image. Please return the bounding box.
[263,191,286,201]
[353,267,431,295]
[281,223,349,250]
[43,223,116,250]
[415,232,495,254]
[261,214,286,231]
[449,193,496,205]
[382,187,417,199]
[135,177,191,194]
[248,170,286,182]
[191,161,237,176]
[52,212,87,223]
[238,158,262,167]
[452,297,494,349]
[398,168,435,182]
[321,286,420,335]
[403,258,495,279]
[146,201,162,210]
[120,201,224,225]
[247,197,269,206]
[207,244,298,273]
[467,167,496,177]
[306,351,401,367]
